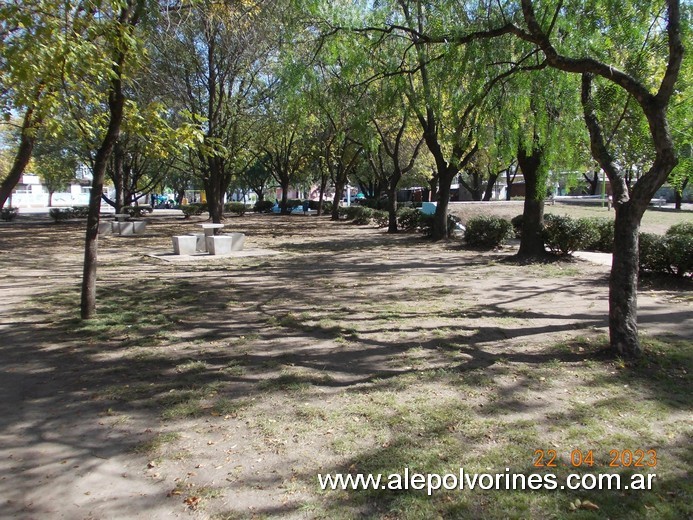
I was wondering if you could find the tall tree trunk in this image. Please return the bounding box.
[317,174,328,216]
[81,89,125,319]
[0,106,39,209]
[517,143,547,259]
[331,171,347,220]
[674,179,687,210]
[81,1,143,319]
[387,183,398,233]
[431,180,451,240]
[609,202,644,356]
[113,142,125,213]
[482,172,500,201]
[280,177,290,215]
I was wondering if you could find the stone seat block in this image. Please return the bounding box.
[132,221,147,235]
[113,221,134,235]
[98,222,113,236]
[206,235,233,255]
[227,232,246,251]
[172,235,197,255]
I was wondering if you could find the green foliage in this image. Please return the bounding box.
[511,214,524,238]
[320,201,334,214]
[542,214,595,255]
[464,215,512,248]
[254,200,274,213]
[0,207,19,221]
[582,217,615,253]
[344,205,373,225]
[224,202,247,216]
[396,207,422,231]
[181,203,207,218]
[286,199,302,210]
[639,233,673,274]
[665,222,693,237]
[48,206,89,222]
[420,213,462,238]
[640,231,693,277]
[372,209,389,228]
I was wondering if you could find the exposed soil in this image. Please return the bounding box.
[0,206,690,519]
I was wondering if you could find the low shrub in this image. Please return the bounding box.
[396,207,422,231]
[49,207,71,222]
[511,214,523,238]
[464,215,512,248]
[254,200,274,213]
[321,201,334,214]
[666,234,693,276]
[420,213,462,238]
[665,222,693,237]
[640,232,693,277]
[542,214,595,255]
[372,210,389,228]
[286,198,302,211]
[351,206,374,225]
[72,206,90,218]
[640,233,673,274]
[224,202,247,216]
[48,207,90,222]
[181,203,206,218]
[1,207,19,222]
[581,217,614,253]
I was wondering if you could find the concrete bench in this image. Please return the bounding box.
[205,233,246,255]
[112,220,147,236]
[172,235,197,255]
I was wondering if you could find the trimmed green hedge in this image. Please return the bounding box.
[224,202,248,216]
[464,215,512,248]
[1,207,18,221]
[181,203,207,218]
[254,200,274,213]
[48,206,89,222]
[543,214,596,255]
[640,229,693,277]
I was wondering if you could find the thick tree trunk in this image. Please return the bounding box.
[431,181,451,240]
[0,107,39,209]
[674,179,687,210]
[280,178,290,215]
[387,184,398,233]
[517,144,547,259]
[205,180,223,223]
[609,202,644,357]
[317,176,328,216]
[482,172,501,201]
[331,177,346,221]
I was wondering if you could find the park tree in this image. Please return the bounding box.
[356,0,685,355]
[151,0,275,222]
[365,90,425,232]
[0,0,67,208]
[514,0,685,356]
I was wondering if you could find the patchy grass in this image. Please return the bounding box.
[9,212,691,519]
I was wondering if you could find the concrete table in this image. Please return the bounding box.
[199,223,225,236]
[194,223,225,252]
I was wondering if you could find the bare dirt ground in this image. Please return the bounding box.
[0,205,691,519]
